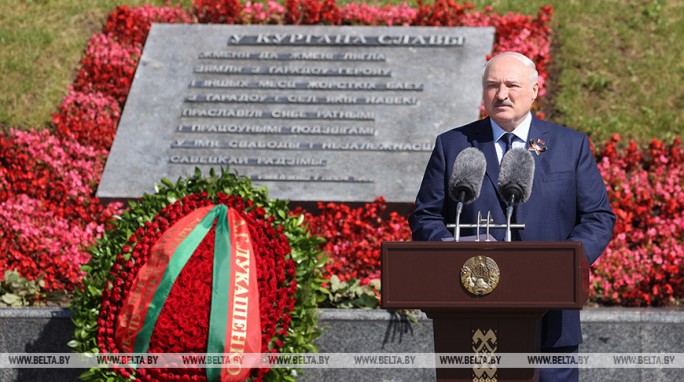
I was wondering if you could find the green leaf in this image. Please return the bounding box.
[160,178,175,189]
[2,293,19,305]
[329,275,340,291]
[79,369,95,380]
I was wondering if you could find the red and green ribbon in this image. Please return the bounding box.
[115,204,261,381]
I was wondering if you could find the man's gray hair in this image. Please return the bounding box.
[483,52,539,88]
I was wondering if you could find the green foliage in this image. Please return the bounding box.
[0,270,46,307]
[0,269,67,307]
[69,168,326,381]
[641,0,665,24]
[320,275,381,309]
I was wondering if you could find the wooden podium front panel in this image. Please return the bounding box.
[381,241,587,310]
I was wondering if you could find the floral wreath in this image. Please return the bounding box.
[69,168,324,381]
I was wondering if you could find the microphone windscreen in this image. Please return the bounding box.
[498,148,535,204]
[448,147,487,204]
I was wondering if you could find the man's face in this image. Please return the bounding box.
[482,55,539,132]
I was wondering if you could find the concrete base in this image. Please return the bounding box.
[1,307,682,381]
[0,308,82,382]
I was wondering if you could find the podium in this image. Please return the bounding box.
[381,241,589,382]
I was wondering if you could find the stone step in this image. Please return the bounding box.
[1,307,682,381]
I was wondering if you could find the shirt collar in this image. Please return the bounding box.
[490,113,533,143]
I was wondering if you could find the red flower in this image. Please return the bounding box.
[300,197,411,284]
[97,193,296,381]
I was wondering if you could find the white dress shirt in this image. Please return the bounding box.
[490,113,532,163]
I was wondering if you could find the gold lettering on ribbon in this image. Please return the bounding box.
[227,219,252,376]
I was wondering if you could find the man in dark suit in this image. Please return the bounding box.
[409,52,615,381]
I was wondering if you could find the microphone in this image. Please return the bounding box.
[498,148,535,206]
[448,147,487,205]
[448,148,486,241]
[498,148,535,241]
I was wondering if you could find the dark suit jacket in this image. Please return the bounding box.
[409,116,615,348]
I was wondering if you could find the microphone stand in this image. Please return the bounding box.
[449,191,526,241]
[505,194,516,242]
[454,190,466,242]
[447,218,525,241]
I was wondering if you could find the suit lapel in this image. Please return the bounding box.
[471,118,501,196]
[515,117,550,233]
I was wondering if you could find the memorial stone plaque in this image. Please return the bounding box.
[98,24,495,202]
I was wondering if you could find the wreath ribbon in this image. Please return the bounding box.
[115,204,261,381]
